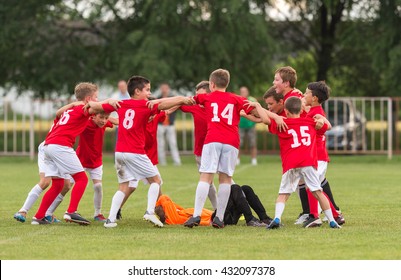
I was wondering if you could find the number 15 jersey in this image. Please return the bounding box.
[194,91,253,149]
[269,118,328,174]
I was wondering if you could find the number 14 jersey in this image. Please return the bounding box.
[194,91,253,149]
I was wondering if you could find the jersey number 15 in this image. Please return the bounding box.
[288,126,311,148]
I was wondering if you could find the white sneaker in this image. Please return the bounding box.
[294,213,309,225]
[143,212,163,227]
[251,158,257,165]
[104,219,117,228]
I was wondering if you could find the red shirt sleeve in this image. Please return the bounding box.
[102,103,115,113]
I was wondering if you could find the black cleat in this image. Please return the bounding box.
[303,215,322,228]
[31,217,51,225]
[184,216,201,228]
[212,216,225,229]
[246,217,267,227]
[64,212,90,226]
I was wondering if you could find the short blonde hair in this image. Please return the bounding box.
[210,69,230,89]
[74,82,98,101]
[275,66,297,88]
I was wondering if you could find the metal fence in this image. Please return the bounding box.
[0,96,397,159]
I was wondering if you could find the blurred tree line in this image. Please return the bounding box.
[0,0,400,98]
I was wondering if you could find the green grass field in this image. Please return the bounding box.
[1,154,401,260]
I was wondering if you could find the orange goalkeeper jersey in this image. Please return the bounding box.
[156,195,213,225]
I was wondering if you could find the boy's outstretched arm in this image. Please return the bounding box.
[150,96,194,110]
[56,101,85,118]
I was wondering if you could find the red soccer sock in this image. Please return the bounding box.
[34,178,64,219]
[306,188,319,218]
[67,171,88,213]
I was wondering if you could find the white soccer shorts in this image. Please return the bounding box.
[199,142,238,176]
[279,166,322,194]
[43,144,84,179]
[115,152,158,184]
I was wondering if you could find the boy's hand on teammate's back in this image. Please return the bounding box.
[244,100,259,109]
[108,99,121,110]
[275,116,288,132]
[183,97,196,105]
[147,100,158,109]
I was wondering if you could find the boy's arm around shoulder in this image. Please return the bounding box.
[152,96,195,110]
[314,114,331,130]
[56,101,85,118]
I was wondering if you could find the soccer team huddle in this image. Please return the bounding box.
[13,66,345,230]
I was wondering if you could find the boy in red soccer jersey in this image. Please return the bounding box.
[43,112,117,222]
[301,81,344,227]
[116,108,167,220]
[250,96,341,229]
[178,81,218,210]
[85,75,194,228]
[31,82,117,225]
[183,69,262,229]
[14,102,83,223]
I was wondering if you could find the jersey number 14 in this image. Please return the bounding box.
[211,103,234,125]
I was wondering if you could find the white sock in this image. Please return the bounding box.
[216,183,231,220]
[323,209,335,223]
[274,202,286,221]
[193,181,210,217]
[19,184,43,213]
[46,193,64,216]
[93,183,102,216]
[208,184,218,210]
[146,183,160,215]
[108,191,125,222]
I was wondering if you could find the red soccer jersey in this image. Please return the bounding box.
[102,99,159,154]
[180,104,207,156]
[76,119,113,169]
[269,118,327,174]
[307,106,330,162]
[145,111,166,165]
[193,91,253,149]
[45,105,91,147]
[283,89,307,118]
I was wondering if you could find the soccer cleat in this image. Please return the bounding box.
[31,217,51,225]
[116,209,122,220]
[94,214,107,222]
[261,216,273,225]
[294,213,309,225]
[335,213,345,225]
[184,216,201,228]
[303,215,323,228]
[104,219,117,228]
[143,211,163,227]
[329,221,342,229]
[14,212,26,223]
[44,215,60,223]
[212,216,225,229]
[63,212,90,226]
[266,218,281,230]
[246,217,267,227]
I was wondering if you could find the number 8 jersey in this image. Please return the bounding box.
[193,91,254,149]
[102,99,159,154]
[269,118,328,174]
